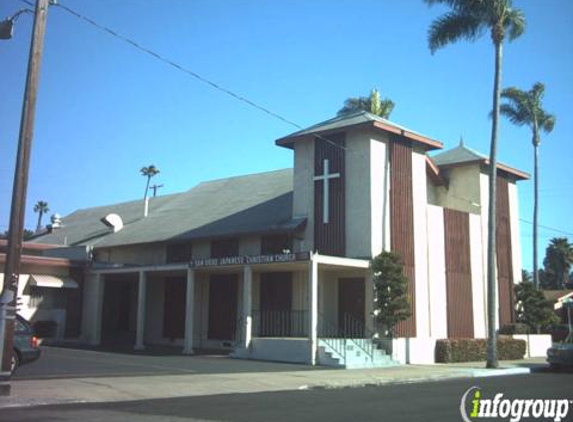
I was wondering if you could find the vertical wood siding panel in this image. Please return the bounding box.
[444,209,474,338]
[314,133,346,256]
[390,138,416,337]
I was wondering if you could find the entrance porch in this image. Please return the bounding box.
[82,253,395,367]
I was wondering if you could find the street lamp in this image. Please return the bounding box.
[0,9,32,40]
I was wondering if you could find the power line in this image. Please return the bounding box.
[443,193,571,237]
[51,1,302,130]
[12,1,571,231]
[17,0,364,157]
[519,219,573,237]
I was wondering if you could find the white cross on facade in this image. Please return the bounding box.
[313,159,340,224]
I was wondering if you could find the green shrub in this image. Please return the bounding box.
[435,337,526,363]
[498,323,530,335]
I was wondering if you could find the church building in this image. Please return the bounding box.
[32,111,528,367]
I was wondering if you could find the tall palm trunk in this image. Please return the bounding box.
[486,40,503,369]
[533,126,539,289]
[36,210,43,232]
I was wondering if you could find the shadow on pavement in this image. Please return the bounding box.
[13,344,327,381]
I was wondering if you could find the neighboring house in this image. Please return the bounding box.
[0,240,87,340]
[31,111,528,366]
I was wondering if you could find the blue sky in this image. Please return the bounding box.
[1,0,571,270]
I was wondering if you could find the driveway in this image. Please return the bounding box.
[13,345,322,380]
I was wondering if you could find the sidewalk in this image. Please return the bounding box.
[0,357,545,409]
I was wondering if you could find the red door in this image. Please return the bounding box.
[338,278,365,337]
[208,274,238,340]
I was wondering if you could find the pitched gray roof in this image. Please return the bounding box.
[431,142,487,167]
[276,110,438,147]
[431,142,529,180]
[33,169,300,249]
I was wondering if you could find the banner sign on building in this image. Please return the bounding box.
[189,252,310,268]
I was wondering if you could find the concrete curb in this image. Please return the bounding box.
[0,365,536,410]
[467,367,532,378]
[303,367,532,391]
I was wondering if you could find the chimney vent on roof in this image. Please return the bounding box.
[100,213,124,233]
[46,213,63,233]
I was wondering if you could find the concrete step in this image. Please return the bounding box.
[318,338,399,369]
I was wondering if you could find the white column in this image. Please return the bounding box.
[308,254,318,365]
[134,271,147,351]
[83,272,104,346]
[183,268,195,355]
[242,265,253,349]
[412,150,430,338]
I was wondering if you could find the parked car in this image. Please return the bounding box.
[547,332,573,371]
[12,314,41,373]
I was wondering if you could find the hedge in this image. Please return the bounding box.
[435,336,526,363]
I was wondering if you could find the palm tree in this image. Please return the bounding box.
[425,0,525,369]
[543,238,573,289]
[499,83,555,289]
[338,89,395,118]
[140,165,160,200]
[33,200,49,232]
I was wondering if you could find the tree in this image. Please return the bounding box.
[542,238,573,290]
[515,281,558,334]
[33,200,49,232]
[1,229,35,240]
[500,83,555,289]
[371,251,411,338]
[338,89,395,118]
[140,165,160,200]
[425,0,525,369]
[521,269,532,284]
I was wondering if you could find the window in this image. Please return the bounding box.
[166,242,192,263]
[210,238,239,258]
[261,234,293,255]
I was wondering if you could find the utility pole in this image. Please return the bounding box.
[149,184,164,198]
[0,0,49,396]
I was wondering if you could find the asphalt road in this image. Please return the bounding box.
[14,346,320,379]
[3,373,573,422]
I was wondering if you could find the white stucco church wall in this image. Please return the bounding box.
[42,111,529,367]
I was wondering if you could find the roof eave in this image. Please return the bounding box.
[372,121,443,150]
[493,162,530,181]
[0,253,83,268]
[275,121,374,149]
[426,156,446,186]
[436,159,530,181]
[275,121,443,151]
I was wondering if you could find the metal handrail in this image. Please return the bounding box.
[252,310,308,337]
[343,313,375,360]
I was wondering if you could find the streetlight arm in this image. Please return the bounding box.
[0,9,33,39]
